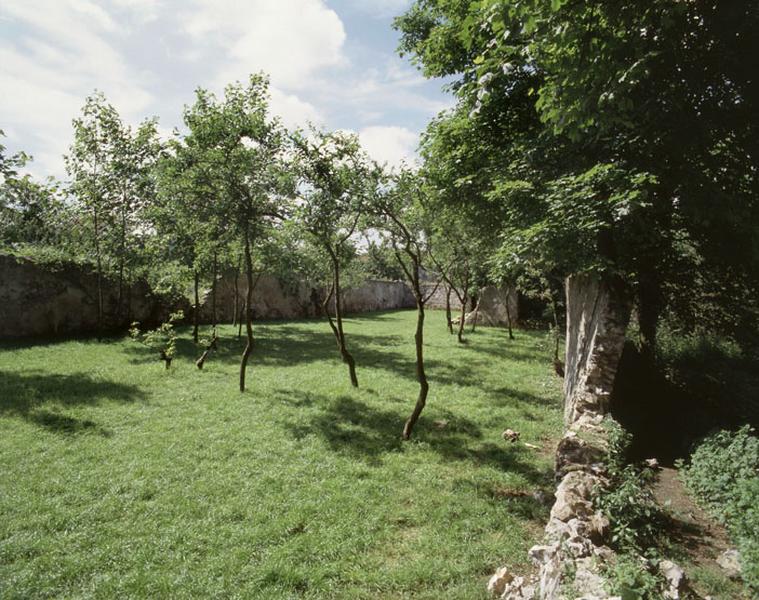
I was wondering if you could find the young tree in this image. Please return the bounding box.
[370,168,441,440]
[292,128,373,387]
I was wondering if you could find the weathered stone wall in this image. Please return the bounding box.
[203,274,415,323]
[0,254,170,338]
[0,254,416,338]
[422,283,519,326]
[488,275,631,600]
[563,275,631,425]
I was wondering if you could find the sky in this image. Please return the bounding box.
[0,0,453,180]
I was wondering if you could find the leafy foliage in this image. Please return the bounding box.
[681,426,759,593]
[130,311,184,367]
[597,419,664,556]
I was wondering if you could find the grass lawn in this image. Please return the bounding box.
[0,310,563,599]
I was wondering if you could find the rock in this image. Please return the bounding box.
[528,543,559,565]
[588,511,610,545]
[550,471,597,522]
[659,559,686,599]
[501,576,537,600]
[502,429,520,442]
[573,557,607,597]
[716,549,742,579]
[592,545,615,562]
[555,433,605,477]
[487,566,513,596]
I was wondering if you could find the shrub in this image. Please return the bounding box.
[606,555,661,600]
[130,311,183,369]
[681,426,759,593]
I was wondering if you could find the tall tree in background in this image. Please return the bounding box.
[65,93,119,336]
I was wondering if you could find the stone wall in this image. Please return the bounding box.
[202,273,415,323]
[488,275,631,600]
[0,254,416,339]
[422,283,519,326]
[0,254,170,338]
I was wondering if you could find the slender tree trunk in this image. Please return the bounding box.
[116,200,126,322]
[193,270,200,343]
[457,294,467,343]
[232,259,240,328]
[470,296,480,332]
[402,271,428,440]
[93,208,104,339]
[239,230,255,392]
[160,351,172,370]
[550,295,561,363]
[196,333,218,370]
[445,284,453,334]
[211,251,218,328]
[326,249,358,387]
[505,294,515,341]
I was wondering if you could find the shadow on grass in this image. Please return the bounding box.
[456,478,554,522]
[0,370,144,436]
[282,393,548,482]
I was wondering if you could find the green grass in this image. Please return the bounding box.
[0,310,563,599]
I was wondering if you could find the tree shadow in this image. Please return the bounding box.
[281,392,549,482]
[0,370,145,435]
[455,479,554,522]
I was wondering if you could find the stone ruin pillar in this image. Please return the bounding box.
[488,275,631,600]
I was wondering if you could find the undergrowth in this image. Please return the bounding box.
[596,418,668,599]
[680,426,759,594]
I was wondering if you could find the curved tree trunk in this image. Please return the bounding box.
[232,259,240,328]
[239,230,255,392]
[196,332,218,370]
[324,249,358,387]
[402,296,428,440]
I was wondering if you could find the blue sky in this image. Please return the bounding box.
[0,0,453,179]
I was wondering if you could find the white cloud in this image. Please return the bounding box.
[0,0,450,180]
[0,0,155,176]
[350,0,412,18]
[359,125,417,168]
[269,87,323,129]
[181,0,347,90]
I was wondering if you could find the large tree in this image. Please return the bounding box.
[180,75,293,392]
[396,0,759,354]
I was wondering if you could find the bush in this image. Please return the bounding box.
[681,426,759,593]
[606,555,661,600]
[597,419,666,556]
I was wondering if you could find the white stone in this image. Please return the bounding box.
[716,549,742,579]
